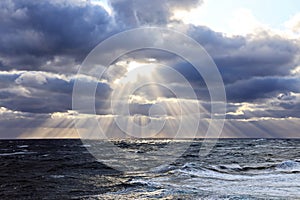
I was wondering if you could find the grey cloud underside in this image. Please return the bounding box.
[226,76,300,102]
[188,26,299,82]
[0,0,299,123]
[0,0,114,72]
[0,71,111,113]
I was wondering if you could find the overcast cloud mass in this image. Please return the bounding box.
[0,0,299,138]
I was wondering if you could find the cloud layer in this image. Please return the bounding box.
[0,0,300,138]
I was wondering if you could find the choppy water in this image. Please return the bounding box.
[0,139,299,199]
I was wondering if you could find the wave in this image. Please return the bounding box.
[276,160,300,172]
[176,160,300,176]
[17,145,29,148]
[211,163,277,173]
[150,164,176,173]
[49,175,65,179]
[0,151,36,156]
[180,162,273,174]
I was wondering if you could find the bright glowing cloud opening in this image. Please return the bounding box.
[90,0,112,15]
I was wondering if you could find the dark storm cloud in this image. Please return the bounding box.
[109,24,300,105]
[0,71,111,113]
[226,76,300,102]
[0,0,203,72]
[224,89,300,120]
[0,0,299,124]
[188,25,300,84]
[0,0,115,71]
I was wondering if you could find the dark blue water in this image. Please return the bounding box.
[0,139,299,199]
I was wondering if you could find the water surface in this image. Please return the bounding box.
[0,139,299,199]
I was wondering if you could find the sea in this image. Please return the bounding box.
[0,139,299,199]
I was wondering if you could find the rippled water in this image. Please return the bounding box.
[0,139,299,199]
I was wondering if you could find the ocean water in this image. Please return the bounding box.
[0,139,299,199]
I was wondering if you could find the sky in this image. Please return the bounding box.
[0,0,300,138]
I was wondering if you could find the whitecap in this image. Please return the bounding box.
[218,164,243,171]
[17,145,29,148]
[80,144,91,147]
[150,164,176,173]
[0,152,36,156]
[50,175,65,179]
